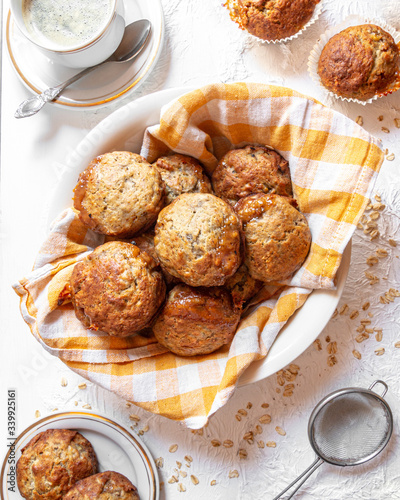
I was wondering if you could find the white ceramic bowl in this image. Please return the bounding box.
[48,86,351,386]
[9,0,125,68]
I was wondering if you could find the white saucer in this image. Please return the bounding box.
[0,411,159,500]
[6,1,164,109]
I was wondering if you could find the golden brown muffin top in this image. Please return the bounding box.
[62,471,139,500]
[154,193,242,287]
[16,429,97,500]
[152,284,241,356]
[70,241,166,337]
[235,193,311,282]
[224,262,264,309]
[212,145,292,205]
[228,0,320,41]
[73,151,165,238]
[153,153,212,205]
[318,24,400,100]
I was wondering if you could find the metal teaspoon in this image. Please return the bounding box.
[15,19,152,119]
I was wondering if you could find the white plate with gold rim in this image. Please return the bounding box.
[48,86,351,385]
[6,0,164,110]
[0,411,159,500]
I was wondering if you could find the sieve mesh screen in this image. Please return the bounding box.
[311,392,390,465]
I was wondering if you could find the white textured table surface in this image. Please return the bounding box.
[1,1,400,499]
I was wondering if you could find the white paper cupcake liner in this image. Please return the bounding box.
[226,0,323,44]
[308,15,400,105]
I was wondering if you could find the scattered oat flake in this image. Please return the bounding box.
[223,440,234,448]
[261,403,270,408]
[356,333,369,343]
[155,457,164,468]
[190,475,199,485]
[211,440,221,447]
[375,347,385,356]
[356,116,363,125]
[78,383,87,390]
[275,426,286,436]
[381,127,390,133]
[352,350,362,360]
[125,402,131,407]
[243,432,253,441]
[349,310,359,320]
[370,212,380,220]
[180,471,187,478]
[177,483,186,492]
[184,455,193,463]
[362,302,370,311]
[229,470,239,478]
[367,256,379,266]
[168,475,178,484]
[389,239,397,247]
[365,328,374,334]
[386,153,395,161]
[314,339,323,351]
[370,230,380,240]
[339,304,349,315]
[237,409,248,416]
[35,410,41,418]
[357,222,364,230]
[259,414,272,424]
[52,408,58,412]
[378,115,384,121]
[61,377,68,387]
[394,342,400,348]
[266,441,276,448]
[129,414,140,422]
[331,309,338,319]
[257,440,265,448]
[238,449,248,459]
[74,401,78,406]
[247,402,253,409]
[327,355,337,367]
[82,404,91,409]
[327,342,338,355]
[235,414,242,422]
[375,331,383,342]
[169,444,178,453]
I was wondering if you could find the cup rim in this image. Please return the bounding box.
[10,0,119,54]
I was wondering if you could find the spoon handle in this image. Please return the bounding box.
[14,63,105,119]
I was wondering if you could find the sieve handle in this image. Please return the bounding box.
[369,380,388,397]
[272,457,324,499]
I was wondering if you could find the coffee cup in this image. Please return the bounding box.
[10,0,125,68]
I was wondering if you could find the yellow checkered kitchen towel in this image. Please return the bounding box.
[14,83,383,429]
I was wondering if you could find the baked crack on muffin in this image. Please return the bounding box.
[226,0,320,41]
[153,153,212,205]
[152,284,241,356]
[62,471,139,500]
[235,193,311,282]
[212,145,292,205]
[318,24,400,100]
[73,151,165,238]
[16,429,97,500]
[70,241,166,337]
[154,193,242,287]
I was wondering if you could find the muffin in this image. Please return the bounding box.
[226,0,320,41]
[212,145,292,205]
[152,284,241,356]
[153,153,212,205]
[154,193,242,287]
[225,263,264,309]
[62,472,139,500]
[317,24,400,100]
[235,193,311,282]
[70,241,166,337]
[16,429,97,500]
[130,231,178,286]
[73,151,165,238]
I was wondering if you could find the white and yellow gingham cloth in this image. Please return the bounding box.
[13,83,383,429]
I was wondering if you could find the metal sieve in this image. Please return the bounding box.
[273,380,393,499]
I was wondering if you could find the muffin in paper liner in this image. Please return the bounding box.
[225,0,323,44]
[308,16,400,105]
[13,83,384,430]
